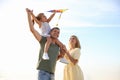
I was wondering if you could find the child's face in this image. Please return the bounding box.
[41,14,47,22]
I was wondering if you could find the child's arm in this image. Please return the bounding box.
[47,12,56,23]
[29,11,42,27]
[55,39,64,49]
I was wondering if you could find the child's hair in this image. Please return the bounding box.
[32,13,44,25]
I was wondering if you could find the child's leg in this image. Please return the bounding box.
[42,37,52,60]
[55,39,68,64]
[44,37,52,53]
[55,39,64,49]
[55,39,66,56]
[59,48,68,64]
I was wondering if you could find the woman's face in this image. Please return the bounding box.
[69,36,77,45]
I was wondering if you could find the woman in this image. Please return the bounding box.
[63,35,84,80]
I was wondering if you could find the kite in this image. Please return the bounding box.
[47,9,68,26]
[47,9,68,13]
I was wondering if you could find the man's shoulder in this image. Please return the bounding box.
[39,36,47,43]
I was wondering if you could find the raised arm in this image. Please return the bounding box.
[26,8,42,42]
[30,10,42,27]
[47,12,56,23]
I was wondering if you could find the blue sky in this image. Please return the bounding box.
[0,0,120,80]
[60,27,120,65]
[59,27,120,80]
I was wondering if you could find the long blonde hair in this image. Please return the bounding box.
[69,35,81,49]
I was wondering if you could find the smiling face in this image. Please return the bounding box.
[50,27,60,39]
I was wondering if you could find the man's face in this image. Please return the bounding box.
[50,29,60,39]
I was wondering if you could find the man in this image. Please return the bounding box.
[26,8,63,80]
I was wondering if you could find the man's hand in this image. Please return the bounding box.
[60,48,65,57]
[62,45,67,53]
[26,8,33,13]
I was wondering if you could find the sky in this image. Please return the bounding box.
[0,0,120,80]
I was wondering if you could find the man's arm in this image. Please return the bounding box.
[26,8,42,42]
[57,48,65,60]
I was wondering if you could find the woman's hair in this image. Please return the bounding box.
[69,35,81,49]
[32,13,44,25]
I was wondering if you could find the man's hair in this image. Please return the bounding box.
[50,27,60,32]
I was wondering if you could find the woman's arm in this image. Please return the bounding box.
[62,46,78,65]
[66,51,78,65]
[26,8,42,42]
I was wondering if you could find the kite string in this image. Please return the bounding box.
[56,13,62,26]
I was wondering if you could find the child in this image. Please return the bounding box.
[27,8,66,61]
